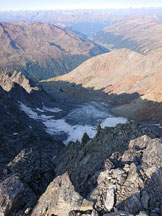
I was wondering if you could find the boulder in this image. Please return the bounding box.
[0,175,26,215]
[31,172,93,216]
[104,188,115,211]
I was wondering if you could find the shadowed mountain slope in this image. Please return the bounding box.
[47,48,162,102]
[43,48,162,121]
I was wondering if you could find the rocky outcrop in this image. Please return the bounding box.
[0,70,38,93]
[30,122,162,216]
[31,172,93,216]
[54,122,158,196]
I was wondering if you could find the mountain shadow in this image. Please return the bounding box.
[41,79,162,122]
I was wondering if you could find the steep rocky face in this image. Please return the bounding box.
[44,48,162,121]
[0,80,64,215]
[0,84,64,175]
[92,16,162,54]
[30,122,162,216]
[0,22,108,80]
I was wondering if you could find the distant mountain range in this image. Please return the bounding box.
[0,22,108,80]
[1,8,162,37]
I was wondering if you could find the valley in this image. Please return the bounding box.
[0,22,108,80]
[0,7,162,216]
[92,16,162,54]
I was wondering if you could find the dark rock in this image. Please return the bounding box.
[160,205,162,216]
[7,148,55,195]
[103,212,133,216]
[82,133,90,144]
[124,193,142,214]
[0,175,35,216]
[141,190,150,209]
[150,213,159,216]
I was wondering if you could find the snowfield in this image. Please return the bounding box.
[19,102,127,145]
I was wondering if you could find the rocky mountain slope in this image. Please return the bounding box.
[32,126,162,216]
[92,16,162,54]
[1,120,161,216]
[43,48,162,121]
[0,22,108,80]
[0,71,65,215]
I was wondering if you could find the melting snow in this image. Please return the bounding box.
[13,133,18,136]
[43,106,62,113]
[44,118,97,145]
[19,102,127,145]
[101,117,127,128]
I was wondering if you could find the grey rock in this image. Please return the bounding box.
[31,172,93,216]
[129,135,151,149]
[104,188,115,211]
[142,138,162,174]
[137,211,149,216]
[104,159,115,170]
[91,209,99,216]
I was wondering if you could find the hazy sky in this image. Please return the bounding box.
[1,0,162,10]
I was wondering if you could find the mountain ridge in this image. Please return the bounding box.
[0,22,108,80]
[92,16,162,54]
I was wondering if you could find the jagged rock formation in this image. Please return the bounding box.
[0,69,39,93]
[44,48,162,121]
[0,22,108,80]
[0,69,60,110]
[29,122,162,216]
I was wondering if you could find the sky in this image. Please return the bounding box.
[0,0,162,10]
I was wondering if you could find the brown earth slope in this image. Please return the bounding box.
[0,22,108,80]
[92,16,162,54]
[44,48,162,121]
